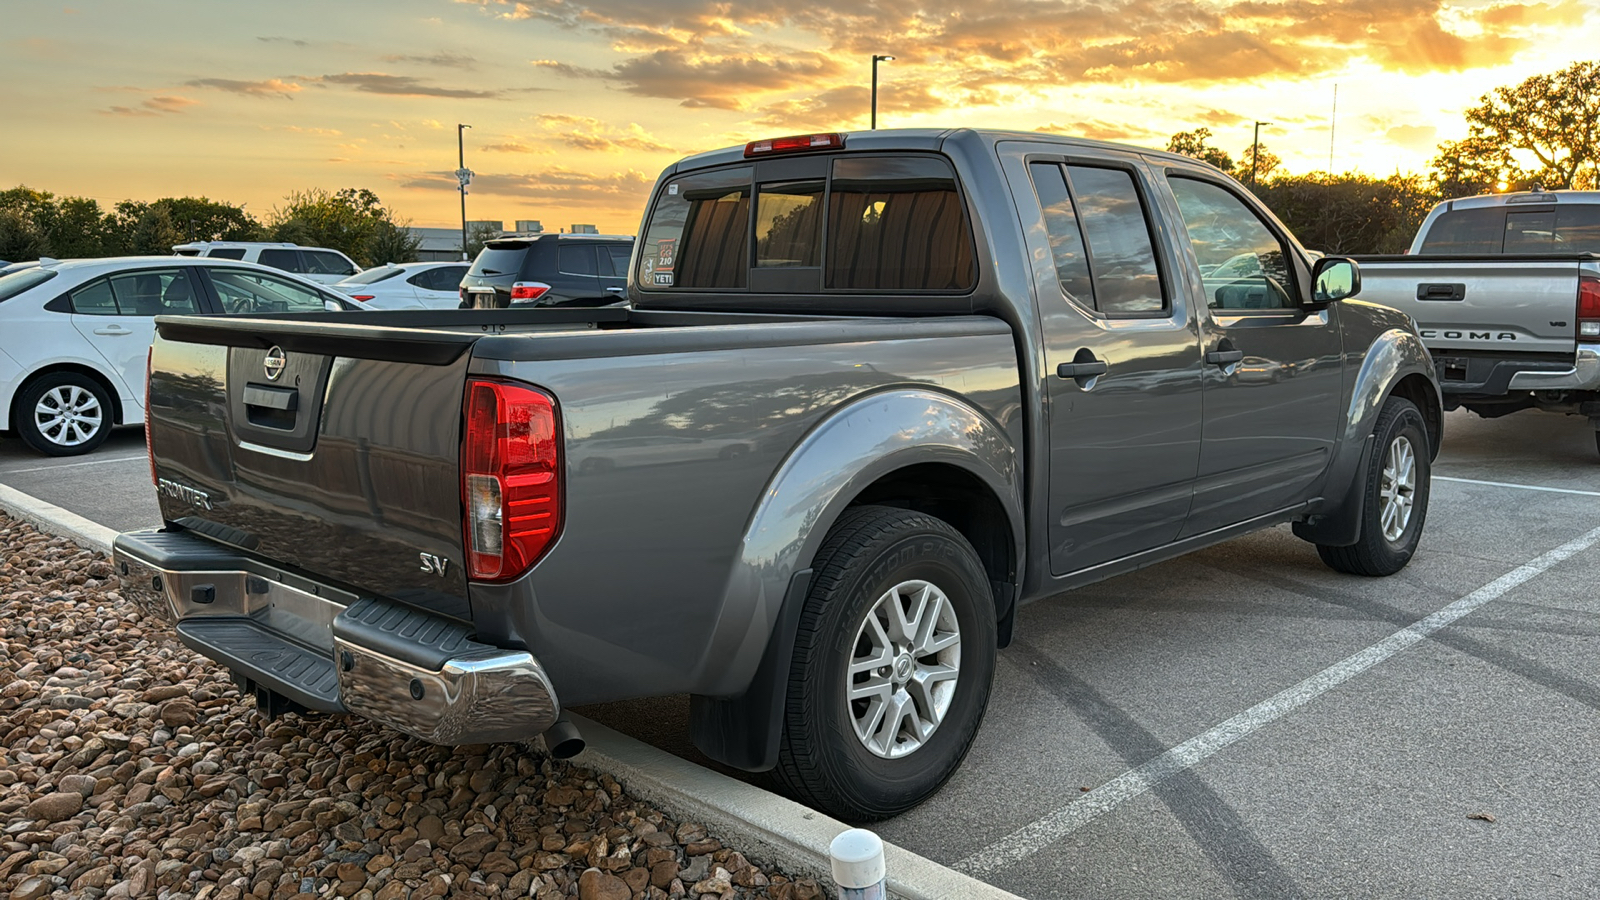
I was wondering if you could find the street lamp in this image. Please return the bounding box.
[456,124,473,260]
[871,55,895,130]
[1250,120,1271,186]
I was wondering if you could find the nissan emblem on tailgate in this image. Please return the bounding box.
[264,346,287,381]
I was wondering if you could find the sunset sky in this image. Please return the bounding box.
[4,0,1597,234]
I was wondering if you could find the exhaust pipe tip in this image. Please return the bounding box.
[543,717,585,759]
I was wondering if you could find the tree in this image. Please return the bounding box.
[1253,173,1437,255]
[106,201,183,256]
[157,197,260,243]
[464,222,501,260]
[1166,129,1234,174]
[270,188,415,267]
[0,207,50,261]
[367,219,423,266]
[1240,142,1282,186]
[1441,60,1600,191]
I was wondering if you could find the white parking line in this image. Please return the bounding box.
[1435,475,1600,498]
[958,523,1600,876]
[0,455,147,477]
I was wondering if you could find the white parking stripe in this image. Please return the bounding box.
[958,523,1600,876]
[1435,475,1600,498]
[0,455,147,476]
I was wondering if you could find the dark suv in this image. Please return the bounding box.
[459,234,634,308]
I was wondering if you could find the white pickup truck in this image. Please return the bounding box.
[1353,189,1600,456]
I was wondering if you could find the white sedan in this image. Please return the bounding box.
[0,256,356,456]
[331,262,470,309]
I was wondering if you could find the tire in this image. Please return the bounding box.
[15,372,114,457]
[1317,396,1430,576]
[775,505,997,821]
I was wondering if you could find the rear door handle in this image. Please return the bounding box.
[1206,349,1244,366]
[605,287,626,294]
[1057,361,1108,378]
[93,325,133,336]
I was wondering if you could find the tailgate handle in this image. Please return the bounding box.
[243,384,299,412]
[1416,283,1465,301]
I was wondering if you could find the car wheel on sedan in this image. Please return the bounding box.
[775,505,996,821]
[1316,396,1430,576]
[16,372,115,456]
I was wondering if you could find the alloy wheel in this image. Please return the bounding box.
[846,579,962,759]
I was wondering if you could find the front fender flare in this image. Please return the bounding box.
[1295,328,1437,546]
[690,387,1023,770]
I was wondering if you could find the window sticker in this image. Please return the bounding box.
[668,184,679,195]
[652,238,676,286]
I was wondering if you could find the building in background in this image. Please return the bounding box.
[570,224,599,234]
[515,220,544,233]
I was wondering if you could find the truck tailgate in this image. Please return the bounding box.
[1352,256,1585,355]
[147,315,484,620]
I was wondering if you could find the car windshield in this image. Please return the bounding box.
[0,268,58,304]
[340,267,405,285]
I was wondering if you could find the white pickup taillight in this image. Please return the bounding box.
[1579,276,1600,339]
[462,379,561,582]
[510,282,551,303]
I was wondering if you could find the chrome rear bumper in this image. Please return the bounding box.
[115,529,560,744]
[1508,344,1600,391]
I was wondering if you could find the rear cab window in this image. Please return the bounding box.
[638,154,976,296]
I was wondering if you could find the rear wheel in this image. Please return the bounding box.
[16,372,114,457]
[775,505,996,821]
[1317,396,1430,576]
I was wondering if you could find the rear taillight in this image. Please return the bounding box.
[510,281,551,303]
[349,294,375,302]
[1579,275,1600,339]
[145,346,156,485]
[462,380,561,582]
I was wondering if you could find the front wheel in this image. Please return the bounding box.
[1317,396,1431,576]
[775,505,996,821]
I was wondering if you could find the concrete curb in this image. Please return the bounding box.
[0,482,117,554]
[0,483,1023,900]
[568,713,1024,900]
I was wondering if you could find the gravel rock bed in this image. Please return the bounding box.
[0,516,824,900]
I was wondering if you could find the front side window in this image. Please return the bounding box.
[209,269,330,314]
[827,157,974,291]
[641,167,752,289]
[1064,166,1165,315]
[1169,177,1294,311]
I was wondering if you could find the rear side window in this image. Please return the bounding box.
[305,250,358,276]
[0,268,56,303]
[558,244,599,276]
[257,249,302,272]
[1062,166,1164,315]
[603,244,631,277]
[1418,208,1504,254]
[69,279,119,315]
[641,167,751,289]
[207,247,247,260]
[1029,163,1096,308]
[107,269,199,315]
[470,244,531,278]
[827,157,974,291]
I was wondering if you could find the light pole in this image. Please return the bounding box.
[456,124,473,260]
[1250,120,1271,186]
[870,55,894,129]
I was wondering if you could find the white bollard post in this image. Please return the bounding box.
[830,828,888,900]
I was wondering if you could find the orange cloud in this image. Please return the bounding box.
[186,77,301,98]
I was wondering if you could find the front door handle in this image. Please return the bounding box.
[93,326,133,336]
[1206,348,1244,366]
[1057,361,1108,378]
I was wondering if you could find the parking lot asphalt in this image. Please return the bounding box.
[3,408,1597,898]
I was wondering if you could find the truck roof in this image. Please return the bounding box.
[1436,189,1600,211]
[664,127,1209,175]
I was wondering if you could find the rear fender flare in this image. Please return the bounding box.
[689,388,1023,770]
[1295,328,1438,546]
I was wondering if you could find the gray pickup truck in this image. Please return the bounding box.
[116,129,1442,820]
[1355,190,1600,455]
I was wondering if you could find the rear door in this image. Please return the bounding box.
[549,243,605,306]
[1002,143,1205,574]
[69,267,205,403]
[597,242,631,304]
[1159,174,1343,533]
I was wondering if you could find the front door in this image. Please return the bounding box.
[1004,146,1205,575]
[1160,175,1344,534]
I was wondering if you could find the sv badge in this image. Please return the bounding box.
[418,552,451,578]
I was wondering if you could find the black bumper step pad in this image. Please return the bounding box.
[333,595,488,671]
[175,619,344,713]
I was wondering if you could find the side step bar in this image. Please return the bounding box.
[115,528,561,745]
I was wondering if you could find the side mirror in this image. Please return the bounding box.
[1311,256,1360,304]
